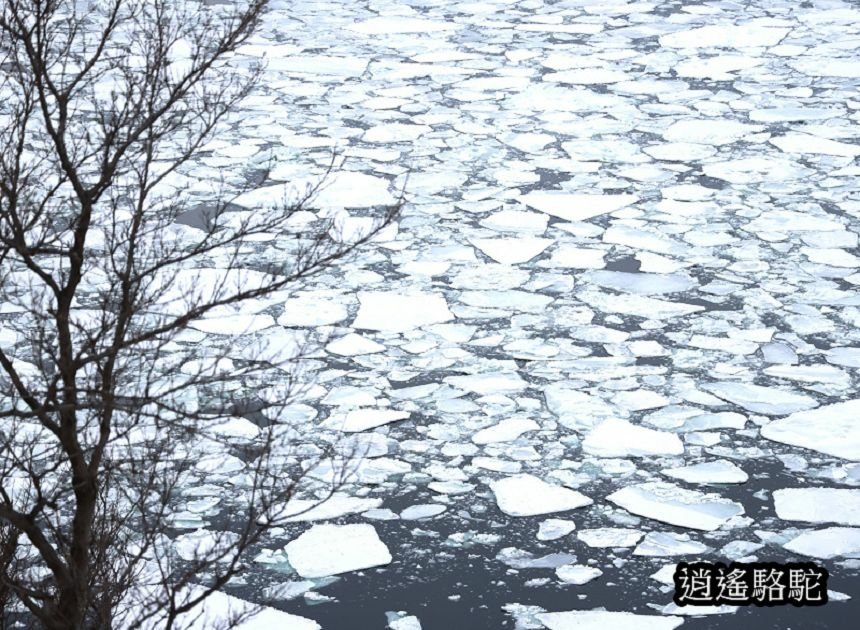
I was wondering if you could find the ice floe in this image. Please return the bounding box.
[285,524,392,578]
[703,382,818,415]
[761,400,860,461]
[782,528,860,560]
[583,418,684,458]
[352,292,454,332]
[773,488,860,526]
[556,564,603,585]
[490,474,593,517]
[662,460,749,484]
[607,482,744,531]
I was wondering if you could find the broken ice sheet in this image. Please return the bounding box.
[703,381,818,415]
[661,460,749,484]
[773,488,860,526]
[537,519,577,542]
[607,482,744,531]
[761,400,860,461]
[518,192,639,222]
[323,408,410,433]
[782,527,860,560]
[472,417,539,445]
[490,474,592,517]
[577,528,643,548]
[582,418,684,458]
[470,237,553,264]
[285,524,392,578]
[352,291,455,332]
[633,532,711,556]
[556,564,603,585]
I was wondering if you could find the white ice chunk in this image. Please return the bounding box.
[173,588,320,630]
[763,364,850,388]
[581,292,703,319]
[703,382,818,415]
[538,519,577,541]
[536,610,683,630]
[175,529,240,562]
[827,347,860,368]
[771,133,860,157]
[400,504,447,520]
[326,333,386,356]
[749,106,844,122]
[643,143,717,161]
[659,23,790,48]
[234,171,395,209]
[473,417,539,445]
[783,528,860,560]
[328,409,410,433]
[586,271,695,295]
[745,210,844,233]
[547,246,606,269]
[607,482,744,531]
[802,247,860,268]
[703,156,812,184]
[761,400,860,461]
[675,55,763,79]
[556,564,603,585]
[519,192,638,222]
[577,528,643,548]
[773,488,860,526]
[470,237,553,264]
[445,372,528,395]
[389,615,423,630]
[544,386,618,431]
[490,474,592,517]
[633,531,711,556]
[279,294,350,327]
[285,523,392,578]
[583,418,684,458]
[663,119,764,145]
[614,390,671,412]
[603,225,688,256]
[480,210,549,234]
[459,289,553,313]
[790,58,860,78]
[353,292,454,332]
[662,460,748,484]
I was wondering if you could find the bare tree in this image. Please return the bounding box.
[0,1,400,628]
